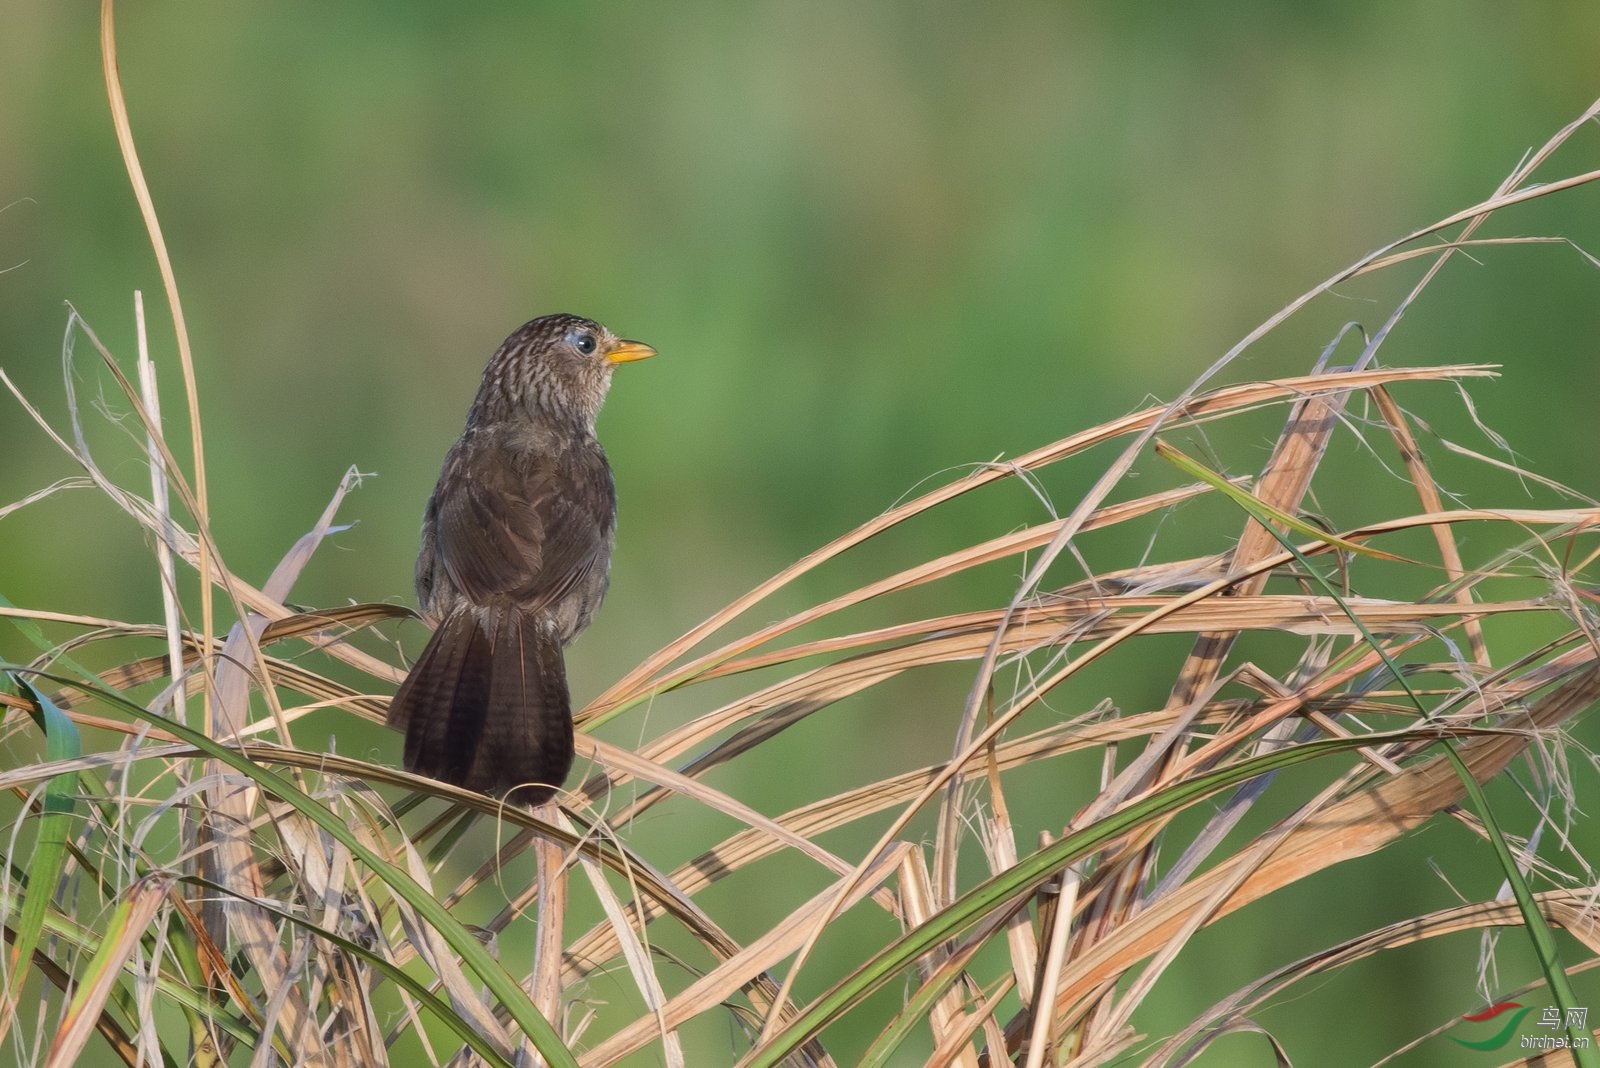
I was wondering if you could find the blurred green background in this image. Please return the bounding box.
[5,3,1600,1065]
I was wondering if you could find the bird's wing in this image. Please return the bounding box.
[430,433,615,614]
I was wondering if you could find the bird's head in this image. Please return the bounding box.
[473,312,655,432]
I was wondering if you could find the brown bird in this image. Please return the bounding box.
[387,313,655,805]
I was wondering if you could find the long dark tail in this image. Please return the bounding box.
[387,608,575,805]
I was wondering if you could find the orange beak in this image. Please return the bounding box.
[606,339,657,365]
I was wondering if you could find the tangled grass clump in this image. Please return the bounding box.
[4,9,1600,1068]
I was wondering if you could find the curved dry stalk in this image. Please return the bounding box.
[586,365,1495,721]
[1149,888,1600,1067]
[1044,655,1600,1034]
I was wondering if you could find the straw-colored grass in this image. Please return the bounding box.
[4,5,1600,1067]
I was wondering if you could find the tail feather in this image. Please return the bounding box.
[388,609,574,805]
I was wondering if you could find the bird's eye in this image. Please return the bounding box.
[570,330,598,355]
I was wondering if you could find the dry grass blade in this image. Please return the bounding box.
[1050,655,1600,1023]
[582,843,910,1067]
[1062,360,1397,1052]
[900,850,982,1068]
[572,824,686,1068]
[44,874,173,1068]
[97,0,210,625]
[1150,888,1600,1066]
[587,365,1496,720]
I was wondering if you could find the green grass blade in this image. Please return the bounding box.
[742,727,1441,1067]
[1440,744,1593,1062]
[187,875,518,1068]
[1154,439,1404,561]
[1166,443,1598,1068]
[11,672,577,1068]
[3,675,81,1032]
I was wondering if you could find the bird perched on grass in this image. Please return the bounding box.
[387,313,655,806]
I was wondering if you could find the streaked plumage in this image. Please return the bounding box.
[388,313,654,805]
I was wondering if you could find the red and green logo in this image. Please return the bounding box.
[1450,1002,1532,1050]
